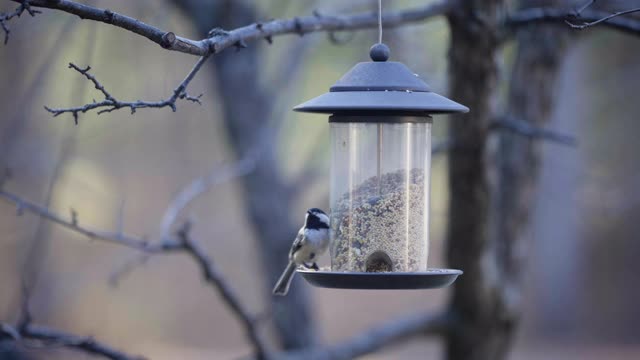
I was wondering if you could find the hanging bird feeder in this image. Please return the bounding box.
[293,43,468,289]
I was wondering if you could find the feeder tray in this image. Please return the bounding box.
[298,269,462,290]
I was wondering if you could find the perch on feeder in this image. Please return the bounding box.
[293,43,468,290]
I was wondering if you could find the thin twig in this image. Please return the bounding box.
[507,7,640,36]
[0,323,146,360]
[44,56,208,122]
[490,116,577,146]
[159,148,260,242]
[0,288,145,360]
[0,188,181,251]
[177,222,270,360]
[566,7,640,30]
[563,0,640,30]
[11,0,458,56]
[1,1,41,44]
[575,0,596,15]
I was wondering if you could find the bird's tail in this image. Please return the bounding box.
[273,261,297,296]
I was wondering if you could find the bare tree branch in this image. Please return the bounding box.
[567,8,640,30]
[507,7,640,36]
[0,0,40,44]
[159,147,260,242]
[564,0,640,30]
[279,311,453,360]
[490,116,577,146]
[0,188,182,252]
[176,222,270,360]
[1,288,145,360]
[11,0,458,56]
[44,56,208,123]
[0,187,270,358]
[0,323,146,360]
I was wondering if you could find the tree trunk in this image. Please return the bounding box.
[444,1,504,359]
[170,0,315,350]
[445,0,570,359]
[493,0,571,351]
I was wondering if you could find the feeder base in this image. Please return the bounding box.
[298,269,462,290]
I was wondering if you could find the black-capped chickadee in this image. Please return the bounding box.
[272,208,330,296]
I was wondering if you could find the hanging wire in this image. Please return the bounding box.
[378,0,383,44]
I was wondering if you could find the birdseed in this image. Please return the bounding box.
[331,168,428,272]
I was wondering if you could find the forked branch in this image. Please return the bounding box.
[0,187,269,358]
[0,322,145,360]
[0,0,40,44]
[565,0,640,30]
[44,56,208,123]
[507,7,640,36]
[491,116,577,146]
[0,288,145,360]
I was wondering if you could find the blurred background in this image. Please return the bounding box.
[0,0,639,359]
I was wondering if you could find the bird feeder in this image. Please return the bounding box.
[293,44,467,289]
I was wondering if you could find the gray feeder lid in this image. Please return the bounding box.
[294,43,469,115]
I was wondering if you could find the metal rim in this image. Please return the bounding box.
[297,269,462,290]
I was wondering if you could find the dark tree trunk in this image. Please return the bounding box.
[444,0,505,359]
[446,0,504,360]
[170,0,315,350]
[445,0,570,359]
[492,0,571,351]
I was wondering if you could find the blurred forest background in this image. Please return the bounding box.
[1,0,639,359]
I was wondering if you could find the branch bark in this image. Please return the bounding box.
[490,116,577,146]
[10,0,458,56]
[0,322,145,360]
[280,311,453,360]
[0,188,181,252]
[444,0,505,359]
[44,56,208,122]
[491,0,572,356]
[0,188,270,358]
[507,7,640,36]
[0,0,40,44]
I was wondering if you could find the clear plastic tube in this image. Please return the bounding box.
[329,116,432,272]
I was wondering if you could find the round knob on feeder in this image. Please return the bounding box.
[370,43,390,62]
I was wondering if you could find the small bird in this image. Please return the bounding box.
[272,208,330,296]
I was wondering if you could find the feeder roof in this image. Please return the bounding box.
[294,44,469,115]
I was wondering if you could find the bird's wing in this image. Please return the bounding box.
[288,228,306,258]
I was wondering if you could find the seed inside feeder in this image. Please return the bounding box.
[331,168,427,273]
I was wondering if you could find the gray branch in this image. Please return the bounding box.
[0,1,40,44]
[0,188,181,252]
[565,0,640,30]
[0,323,145,360]
[11,0,458,56]
[0,187,270,358]
[490,116,577,146]
[0,288,145,360]
[44,56,208,123]
[159,146,261,242]
[279,311,453,360]
[507,7,640,36]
